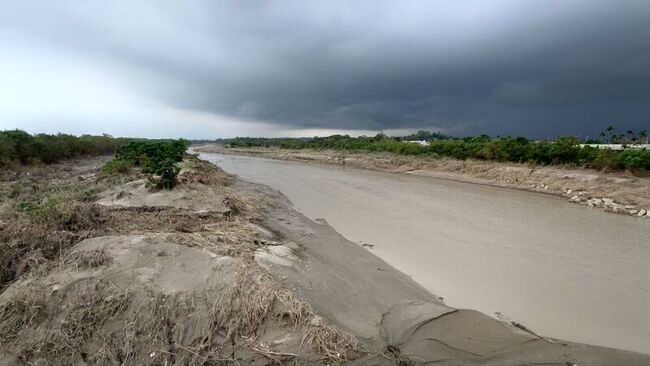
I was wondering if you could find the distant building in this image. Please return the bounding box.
[405,140,430,146]
[579,144,650,150]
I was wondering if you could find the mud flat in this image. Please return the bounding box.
[0,155,648,364]
[194,144,650,218]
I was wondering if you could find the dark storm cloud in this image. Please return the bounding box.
[2,0,650,137]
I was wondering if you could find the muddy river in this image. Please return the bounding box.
[199,152,650,354]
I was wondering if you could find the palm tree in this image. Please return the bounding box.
[605,125,615,143]
[627,130,636,144]
[640,130,648,144]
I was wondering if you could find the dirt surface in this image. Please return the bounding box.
[1,154,649,365]
[194,145,650,218]
[0,156,362,365]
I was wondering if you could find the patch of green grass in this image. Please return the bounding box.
[23,186,101,231]
[8,184,22,198]
[16,201,35,213]
[100,158,134,175]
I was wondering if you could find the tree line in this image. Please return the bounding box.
[0,130,133,167]
[224,133,650,171]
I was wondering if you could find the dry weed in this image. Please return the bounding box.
[0,222,89,287]
[15,280,133,365]
[62,281,132,341]
[65,248,113,269]
[302,316,361,363]
[223,193,255,218]
[386,345,416,366]
[0,282,47,342]
[177,157,235,187]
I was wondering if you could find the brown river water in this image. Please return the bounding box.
[199,151,650,354]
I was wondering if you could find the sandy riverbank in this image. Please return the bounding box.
[194,145,650,218]
[0,155,648,364]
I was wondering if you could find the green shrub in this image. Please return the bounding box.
[145,157,182,189]
[0,129,130,167]
[115,140,187,166]
[100,159,134,175]
[110,139,189,190]
[222,133,650,172]
[617,149,650,171]
[8,184,22,198]
[25,187,99,231]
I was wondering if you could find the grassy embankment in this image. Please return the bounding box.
[220,131,650,172]
[0,136,191,291]
[0,133,361,364]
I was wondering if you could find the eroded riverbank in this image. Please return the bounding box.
[198,151,650,355]
[194,145,650,218]
[1,153,648,364]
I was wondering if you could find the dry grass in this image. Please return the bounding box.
[0,179,105,287]
[62,282,132,340]
[223,191,257,218]
[1,154,366,365]
[0,283,47,343]
[4,258,363,365]
[275,288,311,327]
[0,222,90,287]
[302,316,361,363]
[29,186,103,231]
[217,265,361,364]
[167,222,257,258]
[385,345,416,366]
[65,248,113,269]
[15,280,133,365]
[210,267,281,339]
[177,156,236,187]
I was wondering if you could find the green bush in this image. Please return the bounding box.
[100,159,134,175]
[223,133,650,172]
[0,129,130,167]
[617,149,650,170]
[108,139,189,190]
[146,158,182,189]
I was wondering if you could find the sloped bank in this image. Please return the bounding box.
[250,180,650,365]
[1,156,648,365]
[0,157,363,365]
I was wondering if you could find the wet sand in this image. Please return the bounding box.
[199,151,650,355]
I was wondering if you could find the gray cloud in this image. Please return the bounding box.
[1,0,650,138]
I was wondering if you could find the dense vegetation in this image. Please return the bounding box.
[0,130,129,167]
[103,139,190,189]
[0,129,190,189]
[223,130,650,171]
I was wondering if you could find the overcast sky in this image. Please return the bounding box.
[1,1,649,139]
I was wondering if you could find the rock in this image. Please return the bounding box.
[629,210,639,215]
[569,196,580,202]
[566,189,573,194]
[589,198,603,207]
[637,209,647,217]
[602,198,615,206]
